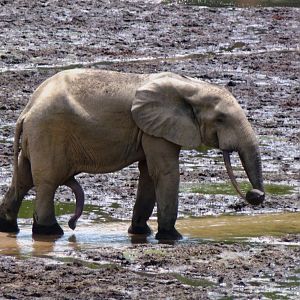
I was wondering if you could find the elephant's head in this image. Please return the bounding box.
[131,73,264,205]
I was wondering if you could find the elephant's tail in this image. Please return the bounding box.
[13,116,25,200]
[64,177,85,230]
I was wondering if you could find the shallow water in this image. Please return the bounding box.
[178,212,300,241]
[0,222,131,257]
[1,212,299,257]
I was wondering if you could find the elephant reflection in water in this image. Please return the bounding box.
[0,70,264,240]
[0,232,21,256]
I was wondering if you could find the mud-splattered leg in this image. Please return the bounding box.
[128,160,156,235]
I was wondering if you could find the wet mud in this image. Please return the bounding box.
[0,0,299,299]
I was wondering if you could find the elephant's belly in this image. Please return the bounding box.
[76,145,144,174]
[67,126,145,174]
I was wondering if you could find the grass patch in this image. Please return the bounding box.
[182,182,295,196]
[173,273,214,287]
[18,200,107,219]
[263,292,289,300]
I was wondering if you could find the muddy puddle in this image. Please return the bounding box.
[1,210,299,257]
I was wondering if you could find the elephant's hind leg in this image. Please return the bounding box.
[32,182,63,236]
[0,151,33,233]
[128,160,156,235]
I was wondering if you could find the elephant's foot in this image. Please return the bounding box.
[0,217,19,233]
[32,220,64,236]
[155,228,182,241]
[128,223,152,235]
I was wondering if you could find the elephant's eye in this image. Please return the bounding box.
[216,113,225,123]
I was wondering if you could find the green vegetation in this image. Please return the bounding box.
[122,251,137,262]
[18,199,110,220]
[182,182,295,196]
[277,277,300,288]
[263,292,289,300]
[110,202,121,209]
[143,249,167,256]
[57,257,119,270]
[173,273,215,287]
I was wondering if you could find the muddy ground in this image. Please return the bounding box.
[0,0,299,299]
[0,239,299,299]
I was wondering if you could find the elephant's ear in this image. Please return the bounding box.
[131,77,201,148]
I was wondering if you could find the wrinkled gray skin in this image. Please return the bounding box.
[0,70,264,240]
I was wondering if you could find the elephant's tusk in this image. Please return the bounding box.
[222,150,246,200]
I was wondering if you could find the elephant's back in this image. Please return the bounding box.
[64,69,149,117]
[24,69,148,125]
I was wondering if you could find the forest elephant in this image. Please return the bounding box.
[0,70,265,240]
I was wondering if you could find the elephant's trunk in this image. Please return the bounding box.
[223,141,265,205]
[238,143,265,205]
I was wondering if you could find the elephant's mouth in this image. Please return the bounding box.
[222,150,265,205]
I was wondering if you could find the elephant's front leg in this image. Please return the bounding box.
[142,134,182,240]
[128,160,156,235]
